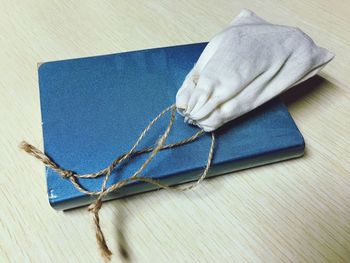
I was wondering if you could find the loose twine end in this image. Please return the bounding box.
[89,199,113,261]
[19,141,35,154]
[20,105,215,261]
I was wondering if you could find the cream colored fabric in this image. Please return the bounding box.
[176,9,334,131]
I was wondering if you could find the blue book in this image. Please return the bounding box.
[38,43,305,210]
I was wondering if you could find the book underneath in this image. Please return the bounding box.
[38,43,305,210]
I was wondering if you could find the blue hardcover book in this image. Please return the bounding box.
[38,43,305,210]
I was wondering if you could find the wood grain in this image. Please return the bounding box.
[0,1,349,262]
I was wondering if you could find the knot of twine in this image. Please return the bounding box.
[61,170,74,179]
[20,104,215,261]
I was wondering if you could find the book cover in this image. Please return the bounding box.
[38,43,305,210]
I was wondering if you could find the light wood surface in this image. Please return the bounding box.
[1,1,349,262]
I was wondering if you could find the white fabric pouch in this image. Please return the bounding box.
[176,9,334,131]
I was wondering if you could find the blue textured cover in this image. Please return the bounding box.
[38,43,305,210]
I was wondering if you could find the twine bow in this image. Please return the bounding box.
[20,104,215,261]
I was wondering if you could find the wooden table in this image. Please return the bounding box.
[1,1,349,262]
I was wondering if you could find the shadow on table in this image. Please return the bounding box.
[114,201,133,262]
[280,74,338,159]
[280,74,336,108]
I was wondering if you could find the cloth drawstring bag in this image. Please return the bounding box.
[176,9,334,132]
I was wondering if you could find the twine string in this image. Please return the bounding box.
[86,104,177,260]
[20,104,215,261]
